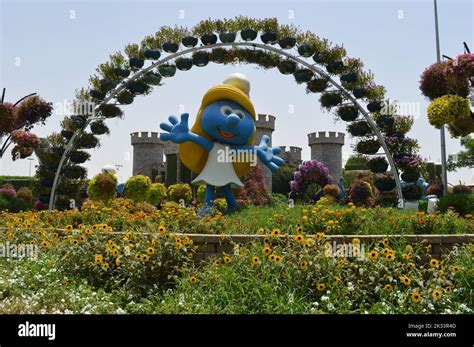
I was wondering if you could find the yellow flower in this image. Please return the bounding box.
[299,259,308,269]
[352,238,360,244]
[429,259,439,268]
[263,245,272,255]
[142,254,150,262]
[432,289,442,300]
[147,247,155,255]
[135,254,142,261]
[334,276,341,284]
[274,255,282,263]
[271,228,281,237]
[65,225,73,231]
[79,235,86,242]
[293,234,304,243]
[451,265,461,273]
[384,284,393,292]
[296,225,303,233]
[213,259,221,266]
[7,232,14,241]
[316,232,325,240]
[382,238,389,247]
[223,255,231,264]
[368,250,379,260]
[158,225,166,234]
[189,276,197,284]
[401,275,411,286]
[40,241,48,248]
[115,258,121,267]
[385,252,395,262]
[29,240,36,245]
[95,254,103,264]
[411,291,422,303]
[258,227,265,234]
[102,263,110,271]
[251,256,260,265]
[316,283,326,292]
[445,286,453,294]
[407,262,415,269]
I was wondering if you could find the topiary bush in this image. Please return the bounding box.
[87,173,118,203]
[124,175,151,202]
[167,183,193,204]
[290,160,332,202]
[146,183,167,206]
[427,95,471,128]
[344,155,368,171]
[16,187,33,202]
[238,165,271,206]
[348,179,375,207]
[272,165,295,196]
[437,193,474,216]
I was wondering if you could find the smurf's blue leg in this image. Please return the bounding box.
[222,184,238,211]
[200,184,215,216]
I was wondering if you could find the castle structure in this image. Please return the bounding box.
[131,116,345,190]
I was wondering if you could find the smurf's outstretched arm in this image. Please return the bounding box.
[232,135,284,172]
[159,113,213,152]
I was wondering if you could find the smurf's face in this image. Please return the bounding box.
[200,100,255,145]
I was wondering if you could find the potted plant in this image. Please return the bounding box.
[90,120,109,135]
[319,91,342,109]
[259,18,279,44]
[182,36,198,47]
[374,174,396,192]
[237,16,258,41]
[192,51,210,67]
[337,105,359,121]
[116,90,134,104]
[194,19,218,45]
[216,18,238,43]
[397,154,425,182]
[277,60,297,75]
[306,78,329,93]
[297,43,314,57]
[98,104,123,119]
[402,185,423,201]
[142,72,162,85]
[144,49,161,60]
[60,130,73,140]
[427,94,471,128]
[69,150,90,164]
[293,68,313,84]
[156,26,188,53]
[63,165,87,179]
[210,48,227,64]
[367,156,389,173]
[353,87,367,99]
[367,100,383,112]
[340,72,358,83]
[158,64,177,77]
[348,121,372,137]
[326,61,345,74]
[127,80,151,94]
[356,139,380,155]
[125,44,145,70]
[176,57,193,71]
[76,133,98,149]
[448,112,474,137]
[375,115,395,131]
[89,90,106,100]
[277,24,297,49]
[113,68,131,78]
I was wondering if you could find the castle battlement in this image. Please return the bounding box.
[289,146,302,153]
[255,114,275,130]
[308,131,345,145]
[131,131,165,145]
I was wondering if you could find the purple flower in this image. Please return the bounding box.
[0,188,16,198]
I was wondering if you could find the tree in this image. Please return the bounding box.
[447,136,474,171]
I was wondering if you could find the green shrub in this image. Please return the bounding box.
[87,173,117,203]
[437,193,474,216]
[0,195,32,212]
[16,187,33,202]
[427,95,471,128]
[344,155,368,171]
[146,183,167,206]
[272,165,295,196]
[213,198,228,212]
[124,175,151,202]
[196,185,206,203]
[168,183,193,204]
[452,184,471,194]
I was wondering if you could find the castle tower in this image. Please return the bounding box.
[130,132,165,180]
[308,131,345,183]
[279,146,303,167]
[254,114,276,191]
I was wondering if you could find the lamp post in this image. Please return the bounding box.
[433,0,449,196]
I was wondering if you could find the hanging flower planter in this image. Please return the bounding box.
[201,34,218,45]
[356,139,380,155]
[98,104,123,119]
[374,176,396,192]
[182,36,198,47]
[337,105,359,121]
[162,42,179,53]
[113,68,131,78]
[127,81,150,95]
[367,157,389,173]
[306,78,329,93]
[297,43,314,57]
[293,68,313,84]
[76,133,98,149]
[401,171,420,183]
[402,185,423,201]
[340,72,358,83]
[192,52,210,67]
[326,61,345,74]
[129,58,145,69]
[376,115,395,130]
[241,28,257,41]
[64,165,87,179]
[353,87,367,99]
[260,32,277,44]
[278,36,296,49]
[176,58,193,71]
[100,79,118,92]
[210,48,226,63]
[69,150,90,164]
[144,49,161,60]
[40,179,54,188]
[39,194,50,204]
[348,121,372,137]
[277,60,297,75]
[320,91,343,108]
[89,90,106,100]
[158,64,177,77]
[90,121,109,135]
[60,130,74,140]
[367,100,383,112]
[142,72,162,85]
[448,113,474,137]
[219,32,236,43]
[52,146,65,156]
[116,90,134,105]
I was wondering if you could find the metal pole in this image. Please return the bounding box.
[434,0,448,196]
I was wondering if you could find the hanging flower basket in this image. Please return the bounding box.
[320,91,342,108]
[158,64,176,77]
[367,100,383,112]
[64,165,87,179]
[448,113,474,137]
[117,90,134,104]
[402,185,423,201]
[337,105,359,121]
[182,36,198,47]
[356,139,380,155]
[260,32,277,44]
[39,194,50,204]
[129,58,144,69]
[374,177,396,192]
[219,32,236,43]
[294,68,313,84]
[278,36,296,49]
[277,60,297,75]
[326,61,345,74]
[61,130,74,140]
[297,43,314,57]
[162,42,179,53]
[89,90,106,100]
[312,52,326,64]
[176,58,193,71]
[348,121,372,137]
[90,121,109,135]
[201,34,217,45]
[353,88,367,99]
[401,171,420,183]
[100,79,118,92]
[40,179,54,188]
[113,68,131,78]
[142,72,162,85]
[376,115,395,130]
[76,133,98,149]
[306,78,329,93]
[98,104,123,119]
[144,49,161,60]
[210,48,226,63]
[340,72,358,83]
[127,81,150,95]
[70,115,87,127]
[193,52,210,67]
[367,157,389,173]
[69,150,90,164]
[241,28,257,41]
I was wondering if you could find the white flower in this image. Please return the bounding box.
[321,296,329,301]
[115,308,126,314]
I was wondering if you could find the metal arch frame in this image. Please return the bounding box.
[49,41,403,210]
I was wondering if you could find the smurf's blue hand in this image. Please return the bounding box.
[255,135,284,172]
[160,113,213,151]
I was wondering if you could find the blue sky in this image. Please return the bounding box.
[0,0,473,184]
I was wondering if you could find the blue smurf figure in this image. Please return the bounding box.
[159,73,284,214]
